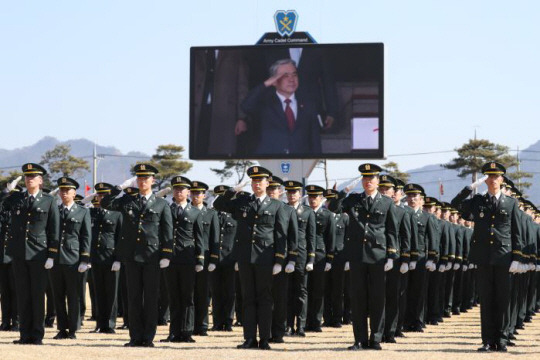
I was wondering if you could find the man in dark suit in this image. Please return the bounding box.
[284,180,316,337]
[50,177,91,340]
[101,164,173,347]
[451,162,522,352]
[90,182,123,334]
[241,59,322,156]
[328,164,398,350]
[1,163,60,345]
[209,185,237,332]
[213,166,288,350]
[161,176,203,343]
[305,184,336,333]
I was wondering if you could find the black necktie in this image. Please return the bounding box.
[367,196,373,209]
[491,195,498,210]
[140,196,147,209]
[177,205,184,218]
[27,195,35,208]
[63,207,70,219]
[256,198,261,211]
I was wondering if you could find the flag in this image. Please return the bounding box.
[439,182,444,196]
[85,181,91,196]
[333,181,337,190]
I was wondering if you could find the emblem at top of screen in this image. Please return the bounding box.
[274,10,298,37]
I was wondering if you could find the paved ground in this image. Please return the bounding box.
[1,303,540,359]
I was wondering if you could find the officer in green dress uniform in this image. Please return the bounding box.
[451,162,522,352]
[213,166,288,350]
[101,164,173,347]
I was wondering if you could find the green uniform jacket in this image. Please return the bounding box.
[170,202,204,266]
[283,204,299,264]
[451,187,522,266]
[102,193,173,264]
[293,204,316,267]
[409,209,438,262]
[57,204,92,264]
[213,190,288,266]
[329,191,398,265]
[210,211,237,266]
[90,207,123,264]
[313,206,336,264]
[199,206,219,266]
[3,190,60,262]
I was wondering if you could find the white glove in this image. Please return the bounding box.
[384,259,394,272]
[81,193,97,204]
[344,261,350,271]
[233,178,251,192]
[470,175,488,190]
[409,261,417,270]
[399,262,409,274]
[118,176,137,190]
[234,262,239,271]
[536,265,540,272]
[438,264,446,272]
[509,260,520,274]
[87,263,92,269]
[426,260,434,271]
[445,263,452,271]
[462,265,468,272]
[195,264,204,272]
[208,263,216,272]
[6,176,22,191]
[156,187,172,198]
[78,262,88,273]
[324,262,332,272]
[111,261,121,272]
[285,261,295,273]
[453,263,460,271]
[49,187,60,196]
[306,263,314,272]
[159,258,170,269]
[529,263,536,271]
[44,258,54,270]
[272,263,282,275]
[344,176,362,193]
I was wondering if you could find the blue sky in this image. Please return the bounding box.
[2,1,540,186]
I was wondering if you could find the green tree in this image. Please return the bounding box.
[133,144,192,189]
[40,144,90,188]
[211,160,255,183]
[443,139,518,181]
[507,169,533,192]
[382,161,410,183]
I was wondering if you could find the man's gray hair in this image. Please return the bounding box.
[269,58,297,77]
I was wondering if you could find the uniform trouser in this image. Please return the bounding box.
[92,263,119,330]
[271,268,288,338]
[324,259,346,325]
[45,277,55,321]
[384,260,402,338]
[350,262,386,344]
[307,261,326,328]
[125,261,160,343]
[396,270,409,333]
[444,269,455,312]
[517,273,528,327]
[194,267,210,332]
[405,258,427,328]
[119,266,129,326]
[235,271,242,323]
[165,264,195,337]
[238,263,273,340]
[287,265,308,331]
[79,270,88,322]
[158,269,169,323]
[527,271,537,317]
[452,268,463,312]
[536,273,540,311]
[50,264,81,333]
[0,263,17,326]
[508,274,519,333]
[343,270,351,323]
[477,265,511,346]
[427,269,441,321]
[12,260,48,342]
[87,268,97,319]
[210,263,235,328]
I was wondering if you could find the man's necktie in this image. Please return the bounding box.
[27,195,34,209]
[63,207,70,219]
[367,196,373,209]
[491,195,498,211]
[284,99,295,132]
[256,198,261,211]
[140,196,147,209]
[177,205,184,218]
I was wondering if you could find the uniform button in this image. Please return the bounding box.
[364,239,367,242]
[138,230,142,233]
[27,221,30,224]
[490,233,494,236]
[490,241,493,244]
[220,247,223,250]
[252,240,255,243]
[137,238,140,242]
[492,216,495,219]
[255,216,258,219]
[254,224,257,227]
[221,227,224,230]
[140,215,143,218]
[221,234,223,237]
[100,225,103,228]
[97,245,100,248]
[27,213,31,216]
[367,215,370,218]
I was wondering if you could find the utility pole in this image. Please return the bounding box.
[516,145,521,191]
[93,143,98,189]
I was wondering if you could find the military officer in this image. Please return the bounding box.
[305,184,335,333]
[161,176,203,343]
[101,163,173,347]
[1,163,60,345]
[284,180,315,337]
[328,164,398,350]
[451,162,522,352]
[213,166,288,350]
[267,176,298,343]
[90,182,123,333]
[209,185,237,332]
[50,177,91,340]
[190,180,219,336]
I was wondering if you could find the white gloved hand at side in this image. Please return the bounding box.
[306,263,314,272]
[426,260,435,272]
[344,261,350,271]
[159,258,170,269]
[234,262,239,271]
[324,262,332,272]
[462,265,468,272]
[453,263,460,271]
[272,263,282,275]
[208,263,216,272]
[78,262,88,273]
[399,262,409,274]
[509,261,520,274]
[384,258,393,272]
[409,261,417,270]
[285,261,295,273]
[438,264,446,272]
[445,263,452,271]
[44,258,54,270]
[111,261,121,272]
[195,264,204,272]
